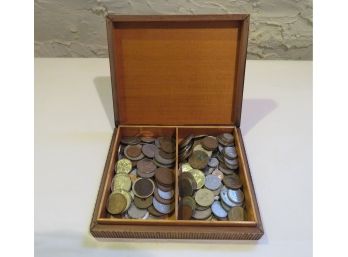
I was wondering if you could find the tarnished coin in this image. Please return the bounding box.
[152,197,174,214]
[205,174,222,191]
[107,192,127,214]
[154,187,174,205]
[192,144,212,158]
[192,207,212,220]
[224,146,237,160]
[132,178,155,198]
[181,172,197,190]
[208,157,219,168]
[189,150,209,170]
[189,169,205,189]
[179,203,193,220]
[116,158,132,174]
[137,159,156,174]
[227,188,244,204]
[179,176,194,197]
[219,162,235,175]
[195,188,215,207]
[224,157,239,169]
[211,200,228,218]
[154,149,175,165]
[148,205,166,217]
[157,182,174,192]
[142,144,157,158]
[228,206,245,221]
[121,136,141,145]
[179,134,194,149]
[112,173,131,191]
[155,167,174,186]
[134,195,153,209]
[141,137,155,143]
[159,150,175,160]
[181,163,193,172]
[160,140,175,154]
[202,136,218,151]
[217,133,234,146]
[127,203,148,219]
[220,186,235,207]
[182,196,196,210]
[223,173,242,189]
[124,145,144,160]
[212,169,224,180]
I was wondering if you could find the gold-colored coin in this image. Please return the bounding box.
[194,188,214,207]
[107,192,127,214]
[114,189,132,211]
[116,158,132,174]
[189,169,205,189]
[193,144,212,158]
[181,163,193,172]
[113,173,131,191]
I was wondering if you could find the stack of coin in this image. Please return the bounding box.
[107,135,175,219]
[178,133,246,221]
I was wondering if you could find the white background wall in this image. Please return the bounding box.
[34,0,312,59]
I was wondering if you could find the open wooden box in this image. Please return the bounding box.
[90,14,263,240]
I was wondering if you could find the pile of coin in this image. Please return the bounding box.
[178,133,246,221]
[106,135,175,219]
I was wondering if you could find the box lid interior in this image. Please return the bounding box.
[107,15,249,126]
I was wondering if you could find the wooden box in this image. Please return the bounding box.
[90,14,263,240]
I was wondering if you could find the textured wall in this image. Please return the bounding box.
[34,0,312,59]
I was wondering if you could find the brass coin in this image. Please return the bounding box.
[194,188,215,207]
[202,136,218,151]
[113,173,131,191]
[155,167,175,186]
[228,206,245,221]
[134,195,153,209]
[107,192,127,214]
[116,158,132,174]
[189,150,209,170]
[181,163,193,172]
[193,144,212,158]
[223,173,242,189]
[132,178,155,198]
[189,169,205,189]
[182,196,196,210]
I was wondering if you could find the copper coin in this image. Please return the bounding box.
[132,178,155,198]
[136,168,156,178]
[154,187,174,204]
[202,136,218,151]
[160,140,175,154]
[188,150,209,170]
[121,136,141,145]
[141,136,155,143]
[134,195,153,209]
[157,182,173,192]
[223,173,242,189]
[179,203,193,220]
[126,145,142,158]
[179,177,194,197]
[148,205,165,217]
[137,159,156,174]
[181,172,197,190]
[155,168,174,186]
[159,150,175,160]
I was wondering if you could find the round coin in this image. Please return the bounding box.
[224,146,237,160]
[141,144,157,158]
[212,169,224,180]
[202,136,218,151]
[134,195,153,209]
[211,200,228,218]
[192,208,212,220]
[137,158,156,174]
[189,150,209,170]
[223,173,242,189]
[205,174,222,191]
[132,178,155,198]
[157,188,174,200]
[113,173,131,191]
[155,168,174,186]
[228,206,245,221]
[189,169,205,189]
[227,189,244,204]
[208,157,219,168]
[107,192,127,214]
[181,163,193,172]
[154,187,174,205]
[152,197,174,214]
[116,158,132,174]
[160,140,175,153]
[179,134,194,149]
[121,136,141,145]
[148,205,165,217]
[141,137,155,143]
[127,203,148,219]
[194,188,215,207]
[179,176,194,197]
[180,204,193,220]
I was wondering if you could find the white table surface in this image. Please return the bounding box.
[35,58,312,257]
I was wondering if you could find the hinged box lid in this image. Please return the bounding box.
[106,14,249,127]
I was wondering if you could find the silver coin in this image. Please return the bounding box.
[211,201,228,218]
[157,188,174,200]
[211,184,223,196]
[208,157,219,168]
[220,186,235,207]
[227,189,244,204]
[220,198,232,211]
[218,144,224,153]
[192,207,212,220]
[205,174,222,191]
[127,203,148,219]
[154,149,175,165]
[152,197,174,214]
[222,133,234,142]
[142,144,157,158]
[224,157,238,170]
[224,147,237,160]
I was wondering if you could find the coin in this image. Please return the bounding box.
[181,172,197,190]
[189,150,209,170]
[180,204,193,220]
[160,140,175,154]
[182,196,196,210]
[157,188,174,200]
[181,163,193,172]
[132,178,155,198]
[152,197,174,214]
[121,136,141,145]
[159,149,175,160]
[224,157,239,169]
[194,188,215,207]
[220,186,235,207]
[224,146,237,160]
[113,173,131,191]
[148,205,165,217]
[212,169,224,180]
[208,157,219,168]
[154,149,175,165]
[127,203,148,219]
[116,158,132,174]
[141,137,155,143]
[179,176,194,196]
[205,174,222,191]
[157,182,173,192]
[211,200,228,218]
[179,134,194,149]
[192,208,212,220]
[192,144,212,158]
[125,145,142,159]
[142,144,157,158]
[202,136,218,151]
[223,173,242,189]
[228,206,245,221]
[107,192,127,214]
[154,187,174,204]
[134,195,153,209]
[155,167,174,186]
[227,188,244,204]
[219,162,235,175]
[137,158,156,174]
